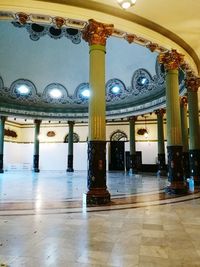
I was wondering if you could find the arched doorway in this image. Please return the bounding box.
[109,130,127,171]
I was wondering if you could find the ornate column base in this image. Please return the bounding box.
[189,149,200,185]
[67,155,74,172]
[86,188,110,205]
[157,153,166,176]
[87,141,110,205]
[182,152,190,179]
[130,154,138,174]
[166,146,187,194]
[0,154,4,173]
[33,155,40,173]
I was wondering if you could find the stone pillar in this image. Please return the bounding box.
[129,116,137,174]
[83,19,114,205]
[180,96,190,179]
[159,49,187,193]
[185,76,200,184]
[155,109,166,176]
[67,121,74,172]
[0,116,6,173]
[33,119,41,173]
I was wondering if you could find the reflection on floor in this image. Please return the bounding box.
[0,171,200,266]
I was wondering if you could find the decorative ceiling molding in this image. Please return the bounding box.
[0,10,197,75]
[34,0,200,74]
[12,21,82,43]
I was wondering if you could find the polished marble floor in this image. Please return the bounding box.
[0,171,200,266]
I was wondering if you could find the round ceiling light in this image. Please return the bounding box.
[17,84,30,95]
[49,88,62,99]
[81,89,90,98]
[111,86,120,94]
[117,0,136,9]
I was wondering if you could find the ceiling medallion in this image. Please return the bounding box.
[117,0,136,9]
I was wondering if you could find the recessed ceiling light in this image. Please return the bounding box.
[117,0,136,9]
[81,89,90,98]
[17,84,30,95]
[49,88,62,99]
[111,86,120,94]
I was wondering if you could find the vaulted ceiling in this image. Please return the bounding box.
[0,0,199,121]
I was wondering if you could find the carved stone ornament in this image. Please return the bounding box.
[125,34,136,44]
[180,96,188,106]
[185,76,200,92]
[137,128,148,136]
[47,131,56,137]
[146,42,158,52]
[159,49,184,70]
[82,19,114,46]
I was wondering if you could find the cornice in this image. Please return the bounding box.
[38,0,200,74]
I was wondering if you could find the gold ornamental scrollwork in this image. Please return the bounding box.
[159,49,184,70]
[185,76,200,92]
[82,19,114,46]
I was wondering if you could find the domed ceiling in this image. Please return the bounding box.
[0,0,197,121]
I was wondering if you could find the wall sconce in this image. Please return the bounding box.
[117,0,136,9]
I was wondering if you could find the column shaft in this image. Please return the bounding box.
[83,19,113,204]
[165,69,186,193]
[0,116,6,173]
[156,110,166,176]
[33,120,41,172]
[87,44,109,204]
[188,90,200,183]
[129,118,137,173]
[180,97,190,178]
[67,121,74,172]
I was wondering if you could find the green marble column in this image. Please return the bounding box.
[67,121,74,172]
[0,116,6,173]
[129,116,137,174]
[83,19,114,205]
[180,96,190,179]
[185,76,200,184]
[155,109,166,176]
[33,119,41,173]
[159,49,187,194]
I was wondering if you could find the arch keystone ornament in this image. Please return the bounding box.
[185,76,200,184]
[83,19,114,205]
[159,50,187,194]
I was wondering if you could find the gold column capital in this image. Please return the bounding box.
[68,120,75,124]
[82,19,114,46]
[128,116,137,122]
[155,109,166,116]
[180,96,188,106]
[185,76,200,92]
[34,119,42,125]
[159,49,184,70]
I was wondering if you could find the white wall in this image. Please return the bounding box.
[3,120,168,170]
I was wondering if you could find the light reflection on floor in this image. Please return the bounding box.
[0,171,167,202]
[0,171,200,266]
